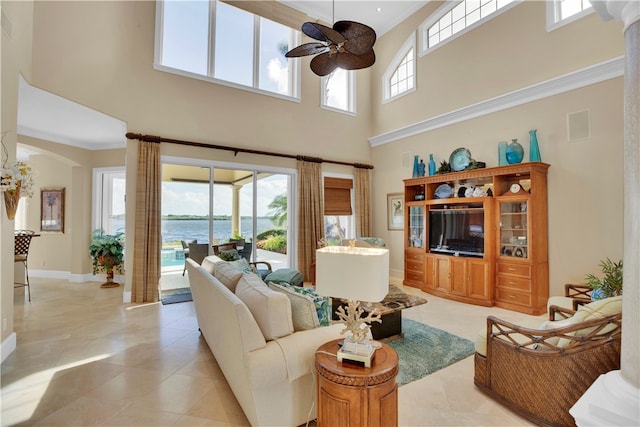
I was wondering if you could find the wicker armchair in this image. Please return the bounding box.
[474,298,622,427]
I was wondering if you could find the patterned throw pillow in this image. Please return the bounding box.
[273,282,331,327]
[268,282,319,331]
[219,249,240,261]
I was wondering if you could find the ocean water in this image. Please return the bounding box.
[112,218,278,243]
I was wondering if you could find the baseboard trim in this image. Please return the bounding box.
[1,332,17,364]
[29,269,124,284]
[369,56,624,147]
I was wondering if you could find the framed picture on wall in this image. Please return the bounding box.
[41,188,65,233]
[387,192,404,230]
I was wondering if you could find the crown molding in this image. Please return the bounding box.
[369,56,624,147]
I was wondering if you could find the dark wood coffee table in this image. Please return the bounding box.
[331,284,428,340]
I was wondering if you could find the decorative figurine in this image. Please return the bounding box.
[417,159,426,177]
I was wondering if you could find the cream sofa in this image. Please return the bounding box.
[185,256,343,427]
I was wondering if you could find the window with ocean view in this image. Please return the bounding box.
[160,162,293,273]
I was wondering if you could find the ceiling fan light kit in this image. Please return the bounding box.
[286,20,377,76]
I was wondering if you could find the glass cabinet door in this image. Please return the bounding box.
[408,205,424,248]
[499,200,528,258]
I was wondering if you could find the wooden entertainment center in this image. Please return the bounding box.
[403,162,550,315]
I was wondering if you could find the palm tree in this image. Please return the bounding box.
[268,194,287,227]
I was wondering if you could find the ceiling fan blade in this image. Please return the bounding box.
[285,42,329,58]
[302,22,346,44]
[336,49,376,70]
[333,21,377,55]
[310,52,339,76]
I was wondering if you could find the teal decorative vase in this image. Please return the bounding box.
[506,139,524,164]
[428,154,436,176]
[412,155,419,178]
[498,141,508,166]
[529,129,541,162]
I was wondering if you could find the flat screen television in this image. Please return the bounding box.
[429,209,485,257]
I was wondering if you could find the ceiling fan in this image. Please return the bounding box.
[285,4,376,77]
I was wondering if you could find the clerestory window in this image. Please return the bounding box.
[155,0,300,100]
[419,0,518,55]
[383,33,416,103]
[546,0,593,31]
[321,68,356,114]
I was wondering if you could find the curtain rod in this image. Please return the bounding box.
[125,133,374,169]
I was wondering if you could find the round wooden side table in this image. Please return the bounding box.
[315,339,399,427]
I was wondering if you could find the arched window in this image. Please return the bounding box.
[382,33,416,103]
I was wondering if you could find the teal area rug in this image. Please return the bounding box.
[387,318,475,386]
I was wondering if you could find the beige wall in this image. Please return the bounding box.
[1,0,34,347]
[30,1,373,163]
[371,1,625,136]
[370,0,625,296]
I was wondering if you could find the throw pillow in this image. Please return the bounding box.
[265,269,304,287]
[200,256,219,275]
[272,282,331,327]
[269,282,319,331]
[236,274,293,340]
[213,262,244,292]
[228,258,254,274]
[219,249,240,261]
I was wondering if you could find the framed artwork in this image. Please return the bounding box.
[387,192,404,230]
[41,188,65,233]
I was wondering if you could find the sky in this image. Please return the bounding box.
[161,174,288,217]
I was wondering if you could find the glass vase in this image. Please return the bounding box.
[428,154,436,176]
[506,139,524,164]
[412,155,419,178]
[529,129,541,162]
[498,141,508,166]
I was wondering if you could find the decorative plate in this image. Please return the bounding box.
[435,183,454,199]
[449,148,472,172]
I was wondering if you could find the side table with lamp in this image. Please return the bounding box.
[315,244,399,427]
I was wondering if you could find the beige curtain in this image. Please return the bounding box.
[354,167,371,237]
[297,159,323,281]
[132,141,161,303]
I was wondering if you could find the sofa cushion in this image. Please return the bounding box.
[235,274,293,340]
[214,262,245,292]
[269,282,319,331]
[556,295,622,347]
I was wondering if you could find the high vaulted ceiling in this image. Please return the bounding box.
[16,1,429,155]
[280,1,428,37]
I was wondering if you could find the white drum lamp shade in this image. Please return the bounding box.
[315,246,389,302]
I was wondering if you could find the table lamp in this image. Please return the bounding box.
[315,244,390,367]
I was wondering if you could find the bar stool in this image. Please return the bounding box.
[14,230,36,301]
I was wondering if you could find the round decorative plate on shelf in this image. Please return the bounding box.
[449,148,472,171]
[435,183,454,199]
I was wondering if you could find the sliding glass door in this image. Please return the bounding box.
[161,163,212,278]
[161,158,295,284]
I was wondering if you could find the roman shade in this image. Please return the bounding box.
[324,177,353,216]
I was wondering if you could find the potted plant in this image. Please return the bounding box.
[89,229,124,288]
[585,258,623,300]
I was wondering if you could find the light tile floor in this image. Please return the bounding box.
[2,278,540,426]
